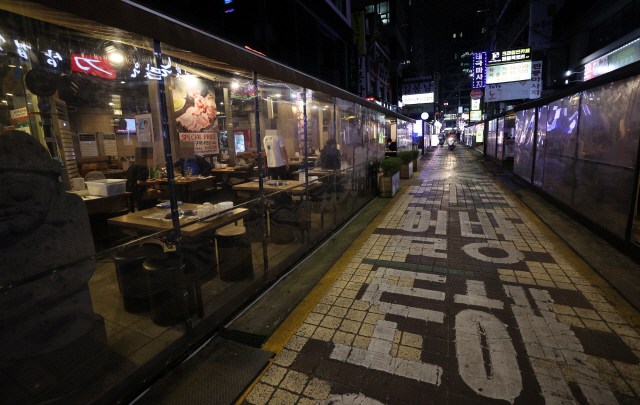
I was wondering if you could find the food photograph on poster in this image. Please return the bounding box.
[174,80,218,133]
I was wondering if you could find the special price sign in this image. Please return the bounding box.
[179,132,219,154]
[486,61,532,84]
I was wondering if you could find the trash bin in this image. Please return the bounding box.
[112,243,165,313]
[215,225,253,281]
[143,253,197,326]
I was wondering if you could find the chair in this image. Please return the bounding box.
[142,252,198,326]
[112,243,165,313]
[214,225,253,281]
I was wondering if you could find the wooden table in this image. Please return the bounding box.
[108,204,249,237]
[232,180,322,196]
[144,177,215,202]
[67,191,134,215]
[292,168,335,177]
[210,167,249,175]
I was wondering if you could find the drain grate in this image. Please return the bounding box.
[219,329,269,348]
[137,338,273,405]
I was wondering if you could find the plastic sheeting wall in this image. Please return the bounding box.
[542,94,581,207]
[486,119,497,157]
[514,108,536,182]
[533,105,547,188]
[497,117,505,160]
[514,77,640,239]
[572,76,640,238]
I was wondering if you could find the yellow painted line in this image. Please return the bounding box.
[492,179,640,330]
[235,186,410,405]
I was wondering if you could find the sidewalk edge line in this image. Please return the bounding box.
[234,185,410,405]
[492,179,640,330]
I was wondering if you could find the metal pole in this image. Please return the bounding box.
[303,88,310,248]
[253,72,269,273]
[153,40,181,239]
[153,40,190,336]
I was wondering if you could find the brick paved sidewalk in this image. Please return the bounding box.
[242,147,640,405]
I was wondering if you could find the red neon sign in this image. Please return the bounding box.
[365,97,375,101]
[71,54,116,79]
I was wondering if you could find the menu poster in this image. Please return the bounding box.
[173,78,218,133]
[180,132,219,155]
[135,114,153,142]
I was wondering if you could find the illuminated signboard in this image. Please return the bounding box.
[71,54,116,79]
[401,81,434,95]
[470,110,482,121]
[413,119,423,137]
[486,61,532,84]
[488,47,531,65]
[471,99,481,110]
[401,93,434,104]
[584,38,640,81]
[472,52,487,88]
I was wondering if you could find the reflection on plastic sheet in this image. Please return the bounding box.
[577,76,640,169]
[533,106,547,187]
[486,119,497,157]
[513,108,535,181]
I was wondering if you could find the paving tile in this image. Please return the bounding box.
[251,149,640,405]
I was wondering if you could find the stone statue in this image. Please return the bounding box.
[0,131,107,402]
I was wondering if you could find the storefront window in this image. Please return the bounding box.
[0,3,415,405]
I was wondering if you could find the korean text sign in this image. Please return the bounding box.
[472,52,487,89]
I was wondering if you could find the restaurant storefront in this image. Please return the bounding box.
[0,1,414,404]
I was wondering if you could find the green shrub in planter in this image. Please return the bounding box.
[411,150,420,159]
[380,157,401,177]
[399,151,413,164]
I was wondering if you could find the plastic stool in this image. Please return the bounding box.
[142,253,197,326]
[215,226,253,282]
[112,243,164,313]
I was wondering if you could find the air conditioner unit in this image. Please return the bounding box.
[100,133,118,157]
[78,133,99,157]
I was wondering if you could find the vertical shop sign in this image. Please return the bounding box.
[352,11,366,56]
[358,55,367,98]
[71,54,116,79]
[472,52,487,89]
[530,61,542,98]
[348,46,359,93]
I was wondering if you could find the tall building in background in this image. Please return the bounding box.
[405,0,489,125]
[350,0,409,108]
[132,0,352,90]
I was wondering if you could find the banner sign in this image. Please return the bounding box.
[470,110,482,121]
[472,52,487,89]
[485,61,542,100]
[402,93,434,104]
[488,48,531,65]
[486,61,532,84]
[584,39,640,81]
[402,81,434,95]
[352,11,366,56]
[180,132,219,154]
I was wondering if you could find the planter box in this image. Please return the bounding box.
[413,158,419,171]
[400,161,413,179]
[379,172,400,197]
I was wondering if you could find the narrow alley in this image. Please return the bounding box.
[241,145,640,405]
